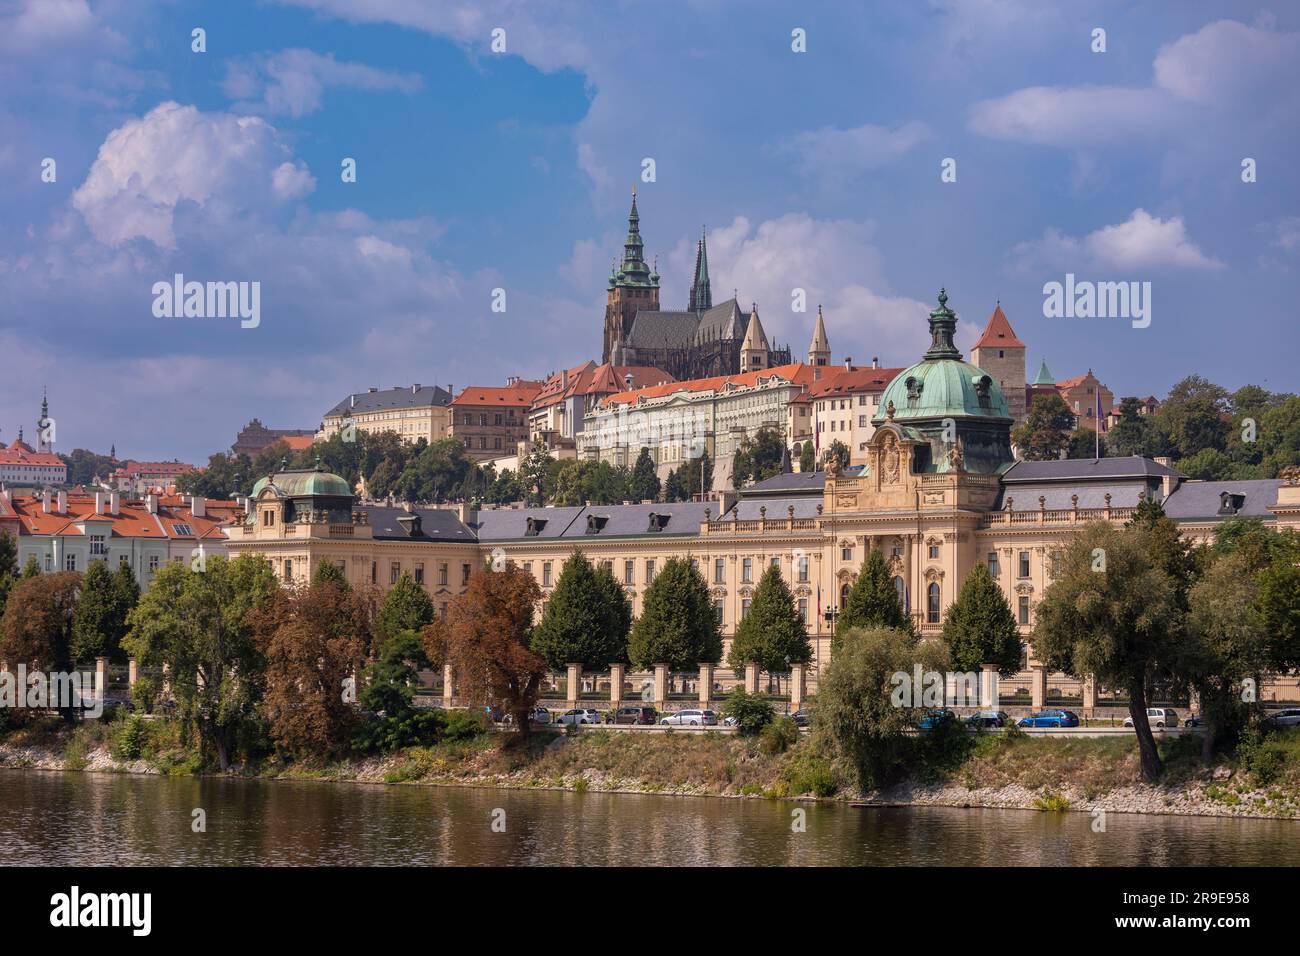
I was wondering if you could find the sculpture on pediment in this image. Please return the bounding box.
[881,433,900,485]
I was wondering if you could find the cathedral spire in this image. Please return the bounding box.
[689,226,712,312]
[807,305,830,366]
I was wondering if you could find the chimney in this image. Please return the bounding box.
[190,495,205,518]
[412,383,421,393]
[42,489,52,513]
[562,368,569,389]
[872,356,879,368]
[0,487,9,504]
[350,394,357,409]
[57,490,67,513]
[457,500,477,525]
[447,384,453,399]
[845,357,852,369]
[624,373,634,390]
[1154,456,1180,499]
[368,387,378,393]
[109,492,120,515]
[94,491,107,515]
[145,493,159,515]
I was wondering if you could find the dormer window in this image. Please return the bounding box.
[1218,491,1246,516]
[905,376,923,403]
[585,514,608,534]
[646,512,670,533]
[974,374,992,408]
[525,516,547,536]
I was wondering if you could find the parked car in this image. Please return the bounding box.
[966,710,1011,728]
[1123,708,1180,728]
[503,706,552,725]
[1184,715,1204,728]
[608,706,658,725]
[917,709,957,730]
[554,708,601,726]
[791,710,809,727]
[1261,708,1300,728]
[1018,709,1080,728]
[660,709,718,726]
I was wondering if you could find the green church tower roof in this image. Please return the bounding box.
[1032,359,1056,385]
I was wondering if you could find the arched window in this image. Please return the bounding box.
[840,582,851,608]
[927,582,941,624]
[893,576,906,609]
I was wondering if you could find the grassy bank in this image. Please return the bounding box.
[3,716,1299,818]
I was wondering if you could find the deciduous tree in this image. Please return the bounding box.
[727,564,811,675]
[628,557,721,671]
[941,563,1021,676]
[532,552,631,670]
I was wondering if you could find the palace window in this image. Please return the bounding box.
[841,545,852,561]
[714,601,724,624]
[714,558,725,584]
[390,562,400,585]
[89,534,107,556]
[462,564,471,586]
[1049,551,1063,581]
[148,555,158,573]
[798,598,809,623]
[770,556,780,569]
[893,576,905,608]
[414,562,424,586]
[625,560,634,585]
[542,562,552,587]
[929,544,940,559]
[1018,551,1030,578]
[371,561,377,584]
[284,559,293,581]
[645,559,655,582]
[797,555,809,583]
[741,598,752,620]
[840,582,851,607]
[1019,596,1031,626]
[927,582,941,624]
[439,563,449,586]
[742,558,752,583]
[988,552,999,577]
[65,552,77,571]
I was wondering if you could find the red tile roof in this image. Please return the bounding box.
[452,380,544,407]
[972,305,1025,350]
[0,447,63,467]
[5,492,233,540]
[530,362,597,410]
[601,363,818,408]
[808,367,905,399]
[280,435,315,451]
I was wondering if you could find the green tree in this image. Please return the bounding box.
[664,468,686,502]
[1106,397,1155,458]
[519,440,551,506]
[177,452,253,499]
[1012,393,1074,460]
[0,530,17,611]
[823,440,850,472]
[379,572,434,645]
[1031,522,1179,780]
[815,626,949,791]
[1152,375,1230,460]
[836,550,912,646]
[357,628,433,750]
[798,441,815,473]
[532,552,632,670]
[1066,427,1105,460]
[727,565,811,675]
[720,686,775,736]
[21,556,40,580]
[940,563,1021,676]
[123,554,279,770]
[71,560,137,663]
[629,448,660,503]
[731,426,787,488]
[0,572,82,720]
[628,557,721,670]
[678,448,713,500]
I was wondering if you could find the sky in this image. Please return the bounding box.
[0,0,1297,463]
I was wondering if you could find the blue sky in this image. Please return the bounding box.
[1,0,1297,463]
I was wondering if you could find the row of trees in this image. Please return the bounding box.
[1013,375,1300,479]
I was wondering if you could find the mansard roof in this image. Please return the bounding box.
[1001,456,1182,482]
[325,384,452,417]
[1162,479,1283,522]
[368,506,476,541]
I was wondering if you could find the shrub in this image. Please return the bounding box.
[759,716,800,756]
[355,708,444,753]
[722,687,775,737]
[110,714,148,761]
[440,708,490,741]
[780,756,840,798]
[131,676,159,715]
[1033,792,1071,812]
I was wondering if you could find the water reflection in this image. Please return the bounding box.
[1,769,1295,867]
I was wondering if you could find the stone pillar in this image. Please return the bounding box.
[1082,675,1097,715]
[698,663,714,706]
[791,663,806,711]
[744,662,759,694]
[128,658,138,688]
[980,664,999,709]
[442,663,454,709]
[1030,665,1048,710]
[653,663,669,709]
[566,663,582,708]
[609,663,625,706]
[1188,687,1201,715]
[94,656,107,706]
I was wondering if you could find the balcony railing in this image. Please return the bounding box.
[981,507,1135,528]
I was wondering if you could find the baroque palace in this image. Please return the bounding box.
[225,291,1300,709]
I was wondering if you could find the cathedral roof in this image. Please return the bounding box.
[741,307,769,351]
[808,306,830,353]
[694,298,743,343]
[624,309,701,350]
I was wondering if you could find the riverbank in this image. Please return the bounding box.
[4,718,1299,819]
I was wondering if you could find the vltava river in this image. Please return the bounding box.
[2,769,1296,866]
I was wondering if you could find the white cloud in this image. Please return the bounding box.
[222,48,423,118]
[0,0,95,50]
[970,19,1299,146]
[772,121,932,181]
[1008,208,1224,273]
[71,102,314,249]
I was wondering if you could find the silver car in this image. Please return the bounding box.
[1123,707,1180,728]
[1262,708,1300,728]
[555,708,601,725]
[660,709,718,726]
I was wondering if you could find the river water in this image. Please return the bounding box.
[2,769,1295,866]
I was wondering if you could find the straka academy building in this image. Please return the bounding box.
[225,291,1300,709]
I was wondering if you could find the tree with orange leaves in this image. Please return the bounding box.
[443,562,544,733]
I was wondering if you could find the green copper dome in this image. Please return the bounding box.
[874,289,1011,424]
[251,467,353,499]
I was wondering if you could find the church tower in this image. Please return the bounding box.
[970,303,1026,423]
[807,305,831,366]
[689,227,712,312]
[602,189,660,363]
[37,387,53,453]
[740,305,771,372]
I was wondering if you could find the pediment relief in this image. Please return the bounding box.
[1015,582,1034,595]
[923,567,945,582]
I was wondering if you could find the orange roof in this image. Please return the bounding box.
[280,435,315,451]
[1056,374,1093,390]
[601,363,817,408]
[452,380,543,407]
[571,363,674,398]
[808,367,905,399]
[5,492,233,540]
[0,447,63,467]
[972,305,1025,350]
[530,362,597,410]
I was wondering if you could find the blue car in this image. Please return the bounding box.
[918,709,957,730]
[1017,709,1080,728]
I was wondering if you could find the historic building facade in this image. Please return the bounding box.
[224,291,1300,707]
[319,384,455,448]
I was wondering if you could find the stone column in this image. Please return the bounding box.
[1188,687,1201,716]
[566,663,582,708]
[791,663,806,710]
[744,662,759,694]
[698,663,714,706]
[653,663,669,708]
[94,656,107,706]
[609,663,625,706]
[1082,675,1097,716]
[1030,665,1048,710]
[442,663,455,709]
[128,658,138,688]
[980,664,999,709]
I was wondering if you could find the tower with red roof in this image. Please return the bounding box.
[969,303,1027,424]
